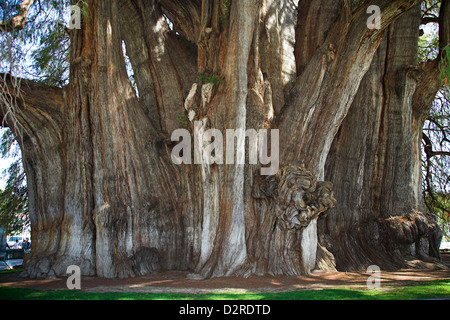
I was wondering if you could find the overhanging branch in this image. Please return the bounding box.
[0,73,64,137]
[422,132,450,158]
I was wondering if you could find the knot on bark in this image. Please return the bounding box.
[254,165,337,230]
[384,211,443,260]
[385,212,438,243]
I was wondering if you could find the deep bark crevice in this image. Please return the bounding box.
[320,4,445,272]
[1,0,447,279]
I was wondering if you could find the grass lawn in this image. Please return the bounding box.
[0,279,449,300]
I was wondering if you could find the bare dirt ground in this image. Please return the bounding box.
[1,253,449,294]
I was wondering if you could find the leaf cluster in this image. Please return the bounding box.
[419,0,450,237]
[1,0,70,86]
[0,129,28,235]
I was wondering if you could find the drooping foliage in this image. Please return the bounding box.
[419,0,450,239]
[0,0,69,84]
[0,128,27,235]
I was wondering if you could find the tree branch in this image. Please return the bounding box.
[413,0,450,121]
[426,116,450,143]
[0,0,35,33]
[421,17,439,25]
[278,0,421,174]
[422,132,450,158]
[431,150,450,156]
[412,59,441,120]
[0,73,64,137]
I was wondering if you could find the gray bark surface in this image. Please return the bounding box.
[0,0,445,279]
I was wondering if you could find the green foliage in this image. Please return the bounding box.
[418,0,441,63]
[0,129,28,235]
[177,112,189,130]
[418,29,440,63]
[0,161,28,235]
[31,22,69,86]
[218,0,231,28]
[197,74,224,87]
[0,0,70,86]
[424,193,450,238]
[439,45,450,85]
[75,0,89,21]
[419,2,450,238]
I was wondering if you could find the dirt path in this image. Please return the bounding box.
[0,253,448,294]
[1,266,449,294]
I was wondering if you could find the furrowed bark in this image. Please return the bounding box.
[20,0,198,278]
[192,0,259,278]
[2,0,445,279]
[279,0,422,179]
[272,0,423,273]
[320,5,445,271]
[0,75,72,277]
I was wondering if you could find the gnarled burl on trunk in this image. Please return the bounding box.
[0,0,446,279]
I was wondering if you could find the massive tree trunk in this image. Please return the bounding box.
[319,1,449,271]
[1,0,445,279]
